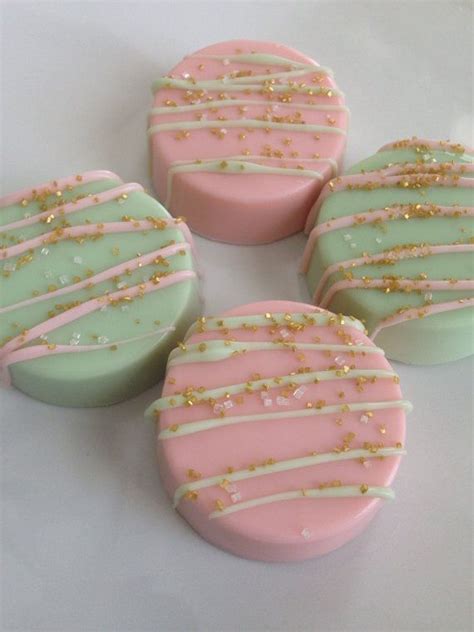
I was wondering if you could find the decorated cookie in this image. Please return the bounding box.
[302,138,474,364]
[148,39,348,244]
[146,300,410,561]
[0,171,200,406]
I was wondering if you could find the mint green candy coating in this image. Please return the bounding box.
[0,175,201,406]
[304,143,474,365]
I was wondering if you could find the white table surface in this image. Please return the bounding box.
[1,1,473,631]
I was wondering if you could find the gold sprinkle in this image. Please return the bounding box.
[360,484,369,494]
[184,490,198,501]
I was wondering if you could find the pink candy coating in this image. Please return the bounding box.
[156,301,407,561]
[149,40,348,244]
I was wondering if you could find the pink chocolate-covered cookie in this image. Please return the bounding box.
[146,301,411,561]
[148,40,349,244]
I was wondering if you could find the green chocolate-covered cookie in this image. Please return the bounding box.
[0,171,201,406]
[302,139,474,364]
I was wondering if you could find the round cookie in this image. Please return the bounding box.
[148,39,349,244]
[146,301,410,562]
[0,171,201,407]
[302,138,474,364]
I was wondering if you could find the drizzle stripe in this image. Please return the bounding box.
[378,138,474,155]
[1,242,192,314]
[158,399,412,439]
[305,170,474,233]
[301,205,474,273]
[0,170,122,209]
[2,219,193,260]
[319,278,474,309]
[0,271,197,365]
[150,100,348,115]
[167,340,384,367]
[147,368,398,416]
[148,118,346,136]
[312,244,474,303]
[173,447,406,507]
[0,327,175,385]
[370,298,474,340]
[169,154,338,176]
[152,77,343,97]
[185,312,365,335]
[208,485,395,519]
[188,52,326,71]
[0,183,144,232]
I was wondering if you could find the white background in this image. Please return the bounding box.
[1,1,473,631]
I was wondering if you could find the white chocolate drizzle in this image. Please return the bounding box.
[173,446,405,507]
[208,485,395,519]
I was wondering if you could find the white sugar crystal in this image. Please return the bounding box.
[301,528,312,540]
[3,262,16,272]
[279,328,290,339]
[219,128,227,135]
[293,385,306,399]
[343,233,352,241]
[116,281,127,289]
[231,492,242,503]
[363,460,371,468]
[182,72,190,78]
[44,269,53,279]
[39,334,48,341]
[73,256,83,264]
[350,242,357,248]
[227,484,237,493]
[97,335,109,344]
[213,403,224,414]
[355,340,365,346]
[40,247,49,256]
[260,391,270,400]
[424,292,433,302]
[222,58,230,66]
[69,333,80,346]
[223,399,234,410]
[59,274,70,285]
[99,304,108,312]
[276,396,290,406]
[263,398,273,407]
[120,305,129,312]
[335,356,345,366]
[360,414,370,424]
[375,237,382,244]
